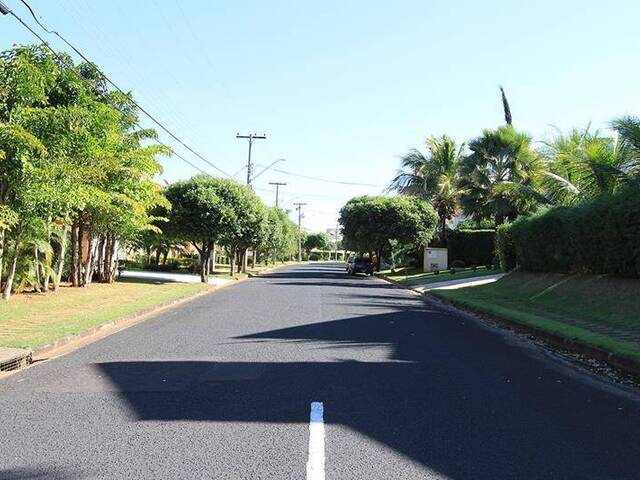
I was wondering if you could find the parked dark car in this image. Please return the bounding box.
[346,256,375,276]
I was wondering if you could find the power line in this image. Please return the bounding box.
[265,167,384,188]
[10,0,232,178]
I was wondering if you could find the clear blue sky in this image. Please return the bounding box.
[2,0,639,231]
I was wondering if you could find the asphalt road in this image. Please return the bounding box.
[1,263,639,479]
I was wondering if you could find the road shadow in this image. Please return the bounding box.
[0,468,81,480]
[96,304,640,479]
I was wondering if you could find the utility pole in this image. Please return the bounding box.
[294,203,307,262]
[268,181,287,207]
[236,133,266,187]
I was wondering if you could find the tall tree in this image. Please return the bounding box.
[339,195,438,271]
[304,232,330,255]
[458,125,543,225]
[389,134,463,242]
[541,125,637,206]
[0,123,47,299]
[258,207,298,264]
[215,181,268,274]
[164,176,233,283]
[500,85,513,125]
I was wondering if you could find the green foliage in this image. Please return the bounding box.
[304,232,330,253]
[339,195,438,268]
[541,126,638,205]
[447,229,495,267]
[164,175,232,248]
[260,207,298,261]
[163,175,271,277]
[498,189,640,277]
[458,125,544,225]
[390,134,463,240]
[495,223,516,271]
[0,44,168,297]
[456,217,495,230]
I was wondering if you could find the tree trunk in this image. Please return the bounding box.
[71,221,80,287]
[251,250,256,269]
[96,236,106,281]
[33,246,42,292]
[104,235,116,283]
[210,244,216,273]
[199,248,209,283]
[54,226,69,292]
[229,248,235,276]
[0,229,4,292]
[42,244,51,292]
[83,233,96,287]
[162,250,168,265]
[376,250,382,272]
[241,249,248,273]
[2,232,21,300]
[155,247,161,267]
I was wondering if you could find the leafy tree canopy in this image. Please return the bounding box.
[339,195,438,269]
[304,232,330,253]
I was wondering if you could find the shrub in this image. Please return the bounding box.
[451,259,466,268]
[309,253,320,261]
[497,189,640,277]
[496,224,516,271]
[447,229,495,267]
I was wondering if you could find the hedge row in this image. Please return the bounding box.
[447,229,496,267]
[496,189,640,277]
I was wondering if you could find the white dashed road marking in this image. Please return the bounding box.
[306,401,325,480]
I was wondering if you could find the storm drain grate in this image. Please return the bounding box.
[0,348,32,372]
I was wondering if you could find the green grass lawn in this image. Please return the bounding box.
[380,266,499,286]
[0,279,211,349]
[432,272,640,363]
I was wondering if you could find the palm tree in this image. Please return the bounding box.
[458,125,543,225]
[612,115,640,177]
[389,134,463,242]
[500,85,513,125]
[542,123,640,205]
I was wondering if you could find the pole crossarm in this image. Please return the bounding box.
[236,133,267,187]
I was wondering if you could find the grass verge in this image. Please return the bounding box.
[380,266,499,286]
[0,278,211,349]
[432,272,640,363]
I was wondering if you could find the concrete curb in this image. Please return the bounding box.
[375,272,640,378]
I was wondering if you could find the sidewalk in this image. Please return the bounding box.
[413,273,506,293]
[120,270,232,287]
